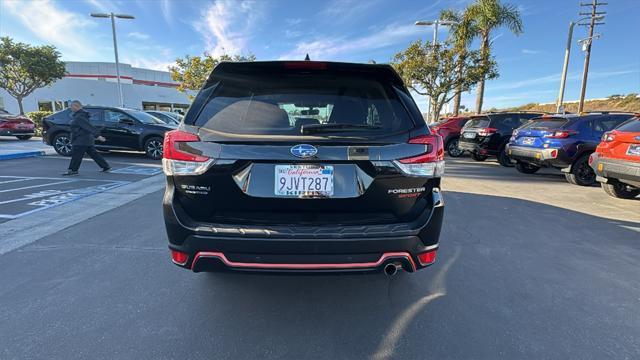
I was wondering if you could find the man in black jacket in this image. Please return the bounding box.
[62,101,111,176]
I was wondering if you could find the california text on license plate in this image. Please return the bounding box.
[627,144,640,156]
[275,165,334,197]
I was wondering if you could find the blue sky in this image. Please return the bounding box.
[1,0,639,112]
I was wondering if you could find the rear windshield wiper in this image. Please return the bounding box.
[301,123,381,134]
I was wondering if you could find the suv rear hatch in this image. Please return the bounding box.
[512,117,573,147]
[164,61,443,226]
[460,116,494,143]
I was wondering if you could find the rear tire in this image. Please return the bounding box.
[446,138,464,157]
[602,181,640,199]
[16,135,32,140]
[144,136,164,160]
[471,152,488,161]
[497,148,514,167]
[564,154,596,186]
[515,161,540,174]
[53,132,72,156]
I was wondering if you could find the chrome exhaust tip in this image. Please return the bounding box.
[384,262,402,276]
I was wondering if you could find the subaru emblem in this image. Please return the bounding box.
[291,144,317,158]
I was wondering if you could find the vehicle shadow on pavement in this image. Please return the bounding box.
[178,192,640,360]
[1,191,640,360]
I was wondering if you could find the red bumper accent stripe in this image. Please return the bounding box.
[191,251,416,272]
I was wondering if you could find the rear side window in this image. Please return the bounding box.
[593,115,634,132]
[464,117,490,128]
[520,118,570,130]
[615,118,640,132]
[189,72,414,138]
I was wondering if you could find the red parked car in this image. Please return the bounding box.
[0,109,35,140]
[431,116,469,157]
[590,115,640,199]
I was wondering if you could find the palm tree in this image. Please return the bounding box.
[440,9,477,116]
[465,0,523,114]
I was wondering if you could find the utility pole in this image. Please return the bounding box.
[577,1,606,113]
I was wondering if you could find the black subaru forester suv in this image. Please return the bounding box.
[163,61,445,275]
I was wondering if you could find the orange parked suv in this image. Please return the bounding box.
[589,115,640,199]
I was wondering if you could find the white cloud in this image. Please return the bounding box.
[128,32,150,40]
[279,22,425,60]
[194,0,263,56]
[4,0,100,60]
[521,49,541,55]
[160,0,173,26]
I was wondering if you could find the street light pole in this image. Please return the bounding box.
[556,21,575,114]
[415,20,458,123]
[110,14,124,108]
[91,12,135,108]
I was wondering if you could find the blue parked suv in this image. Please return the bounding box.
[505,112,635,186]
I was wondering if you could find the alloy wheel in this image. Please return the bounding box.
[55,135,72,156]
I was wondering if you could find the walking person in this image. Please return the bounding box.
[62,100,111,176]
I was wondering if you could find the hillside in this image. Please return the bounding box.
[429,94,640,118]
[497,94,640,114]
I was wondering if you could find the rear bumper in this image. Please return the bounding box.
[458,140,484,153]
[505,144,571,168]
[163,184,444,274]
[0,129,35,136]
[591,154,640,187]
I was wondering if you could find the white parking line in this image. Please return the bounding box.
[0,178,34,185]
[0,180,75,193]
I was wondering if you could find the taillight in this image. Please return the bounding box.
[601,131,615,142]
[543,130,578,139]
[477,127,497,137]
[394,134,445,177]
[162,130,212,176]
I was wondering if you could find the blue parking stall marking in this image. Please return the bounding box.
[110,166,162,175]
[0,180,130,219]
[0,180,76,193]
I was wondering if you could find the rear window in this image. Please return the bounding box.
[615,117,640,132]
[520,118,570,130]
[464,117,490,128]
[188,72,414,138]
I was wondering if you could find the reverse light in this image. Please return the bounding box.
[543,130,578,139]
[418,250,437,266]
[170,250,189,266]
[477,127,498,137]
[394,134,445,177]
[162,130,213,176]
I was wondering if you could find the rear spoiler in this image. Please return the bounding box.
[207,61,406,88]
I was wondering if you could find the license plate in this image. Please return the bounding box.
[463,132,476,139]
[522,137,536,145]
[275,165,334,197]
[17,124,30,129]
[627,144,640,156]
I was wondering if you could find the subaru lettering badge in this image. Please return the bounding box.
[291,144,318,158]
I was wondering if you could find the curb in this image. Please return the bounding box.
[0,150,46,161]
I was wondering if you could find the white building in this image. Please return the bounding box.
[0,61,192,114]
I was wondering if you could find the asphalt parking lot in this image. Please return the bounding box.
[0,153,638,359]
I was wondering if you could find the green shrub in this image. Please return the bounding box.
[25,111,52,137]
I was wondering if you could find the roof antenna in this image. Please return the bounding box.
[304,53,311,61]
